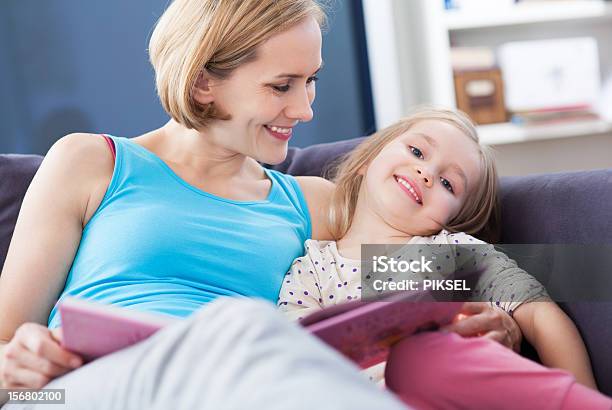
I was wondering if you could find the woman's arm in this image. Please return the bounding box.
[0,343,6,387]
[295,176,335,240]
[0,133,113,388]
[513,301,597,390]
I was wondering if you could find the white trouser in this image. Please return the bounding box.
[3,298,408,410]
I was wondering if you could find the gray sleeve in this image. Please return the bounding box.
[470,244,551,315]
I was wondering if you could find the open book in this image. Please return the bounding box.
[59,295,461,366]
[298,293,461,368]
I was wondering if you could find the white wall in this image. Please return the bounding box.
[361,0,404,128]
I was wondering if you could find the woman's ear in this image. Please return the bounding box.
[193,70,215,105]
[357,164,368,176]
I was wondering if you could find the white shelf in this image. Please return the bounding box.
[478,119,612,145]
[445,1,612,31]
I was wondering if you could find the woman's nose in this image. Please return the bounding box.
[285,89,314,123]
[415,166,433,188]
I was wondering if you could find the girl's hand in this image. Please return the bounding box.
[0,323,83,389]
[441,302,523,352]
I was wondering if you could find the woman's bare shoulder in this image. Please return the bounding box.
[44,133,114,178]
[39,133,115,223]
[48,132,112,159]
[295,176,335,240]
[295,176,334,195]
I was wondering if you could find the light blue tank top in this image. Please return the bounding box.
[48,136,311,328]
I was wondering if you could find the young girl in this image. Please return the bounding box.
[277,107,599,392]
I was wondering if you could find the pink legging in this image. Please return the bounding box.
[385,332,612,410]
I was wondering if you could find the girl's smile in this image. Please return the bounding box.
[393,175,423,205]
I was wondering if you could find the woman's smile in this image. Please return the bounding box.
[264,124,293,141]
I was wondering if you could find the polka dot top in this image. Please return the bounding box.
[277,230,550,322]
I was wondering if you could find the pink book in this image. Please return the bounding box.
[60,295,461,366]
[59,298,177,361]
[300,293,461,368]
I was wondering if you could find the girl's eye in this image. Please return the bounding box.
[441,177,454,194]
[409,146,424,159]
[272,84,291,93]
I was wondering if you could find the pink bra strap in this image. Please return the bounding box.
[101,134,116,159]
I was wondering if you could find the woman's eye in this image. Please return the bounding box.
[409,146,424,159]
[272,84,291,93]
[273,76,318,93]
[441,177,454,194]
[306,75,319,84]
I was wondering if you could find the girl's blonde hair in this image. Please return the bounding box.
[329,106,501,243]
[149,0,327,130]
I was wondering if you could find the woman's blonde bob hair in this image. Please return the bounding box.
[328,106,501,243]
[149,0,326,130]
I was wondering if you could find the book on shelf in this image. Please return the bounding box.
[510,105,601,125]
[60,294,461,368]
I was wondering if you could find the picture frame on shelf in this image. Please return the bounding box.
[454,68,507,125]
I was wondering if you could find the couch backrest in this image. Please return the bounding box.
[0,154,43,269]
[500,170,612,244]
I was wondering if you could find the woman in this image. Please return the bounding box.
[0,0,526,408]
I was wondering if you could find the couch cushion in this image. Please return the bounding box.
[499,170,612,395]
[501,171,612,395]
[0,154,44,269]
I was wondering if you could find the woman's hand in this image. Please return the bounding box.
[441,302,522,352]
[0,324,82,389]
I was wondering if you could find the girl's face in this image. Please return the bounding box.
[196,17,322,165]
[360,120,482,236]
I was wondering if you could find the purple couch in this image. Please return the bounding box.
[1,140,611,395]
